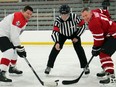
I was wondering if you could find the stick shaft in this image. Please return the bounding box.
[24,57,44,86]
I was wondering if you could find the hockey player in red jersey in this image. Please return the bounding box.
[81,7,116,84]
[0,5,33,83]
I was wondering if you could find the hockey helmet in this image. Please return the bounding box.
[59,4,70,14]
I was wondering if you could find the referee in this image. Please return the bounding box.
[45,4,90,75]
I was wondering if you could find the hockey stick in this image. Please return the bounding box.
[24,57,59,86]
[62,55,94,85]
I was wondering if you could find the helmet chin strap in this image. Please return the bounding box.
[61,14,70,21]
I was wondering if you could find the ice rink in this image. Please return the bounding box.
[0,45,116,87]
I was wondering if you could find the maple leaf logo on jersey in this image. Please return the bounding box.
[16,21,21,26]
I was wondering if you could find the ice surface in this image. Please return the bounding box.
[0,45,116,87]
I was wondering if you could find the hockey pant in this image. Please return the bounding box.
[0,37,18,71]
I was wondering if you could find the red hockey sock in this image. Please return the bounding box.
[99,52,114,74]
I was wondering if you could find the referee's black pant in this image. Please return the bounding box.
[46,34,88,68]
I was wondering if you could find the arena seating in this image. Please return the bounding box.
[0,0,18,3]
[0,0,115,30]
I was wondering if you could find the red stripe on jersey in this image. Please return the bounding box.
[53,26,60,32]
[12,12,27,28]
[93,33,104,46]
[0,58,10,66]
[11,60,17,65]
[78,20,85,26]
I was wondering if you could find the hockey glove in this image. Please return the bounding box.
[92,46,101,56]
[15,46,26,58]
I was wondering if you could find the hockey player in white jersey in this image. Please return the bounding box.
[0,5,33,83]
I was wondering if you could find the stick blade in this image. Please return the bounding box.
[62,79,79,85]
[62,72,83,85]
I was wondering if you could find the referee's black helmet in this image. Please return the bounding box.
[59,4,70,14]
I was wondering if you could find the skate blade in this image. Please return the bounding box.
[97,76,108,80]
[0,82,13,86]
[82,74,89,78]
[45,74,51,77]
[9,73,23,77]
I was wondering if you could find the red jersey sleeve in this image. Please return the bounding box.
[78,20,85,26]
[89,17,105,47]
[92,9,111,19]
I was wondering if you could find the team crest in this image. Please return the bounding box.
[16,21,20,26]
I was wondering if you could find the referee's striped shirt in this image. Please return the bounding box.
[51,13,86,42]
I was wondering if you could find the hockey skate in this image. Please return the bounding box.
[44,67,51,74]
[9,66,23,75]
[96,70,106,77]
[99,73,116,84]
[84,67,90,75]
[0,71,12,82]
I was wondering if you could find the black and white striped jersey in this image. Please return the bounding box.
[51,13,87,42]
